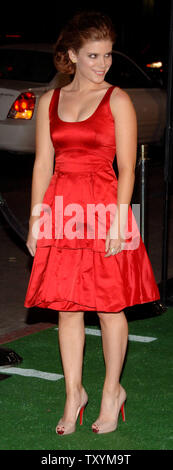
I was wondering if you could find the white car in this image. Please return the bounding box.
[0,43,167,154]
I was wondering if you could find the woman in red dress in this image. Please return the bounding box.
[24,11,160,435]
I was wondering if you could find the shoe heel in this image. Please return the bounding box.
[79,402,88,425]
[120,402,125,422]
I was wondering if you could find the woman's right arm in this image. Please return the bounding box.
[26,89,55,256]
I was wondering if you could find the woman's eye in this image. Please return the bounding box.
[88,53,112,59]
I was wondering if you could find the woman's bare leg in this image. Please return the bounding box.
[92,310,128,432]
[56,310,88,433]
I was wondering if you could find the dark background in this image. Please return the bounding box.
[0,0,171,67]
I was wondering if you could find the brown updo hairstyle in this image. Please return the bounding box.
[54,10,117,75]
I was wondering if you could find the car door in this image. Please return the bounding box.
[106,51,166,144]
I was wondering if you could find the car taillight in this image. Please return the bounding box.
[7,92,36,120]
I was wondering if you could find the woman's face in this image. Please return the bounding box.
[68,39,113,84]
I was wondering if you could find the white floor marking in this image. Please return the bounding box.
[0,367,64,381]
[55,327,157,342]
[0,327,157,382]
[128,334,157,343]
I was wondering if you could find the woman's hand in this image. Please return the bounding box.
[26,228,37,257]
[104,226,124,257]
[26,217,39,257]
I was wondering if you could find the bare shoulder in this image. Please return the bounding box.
[37,89,55,114]
[110,87,137,119]
[38,88,55,104]
[110,86,133,105]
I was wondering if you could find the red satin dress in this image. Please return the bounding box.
[24,85,160,312]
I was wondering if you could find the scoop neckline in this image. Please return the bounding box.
[56,85,115,124]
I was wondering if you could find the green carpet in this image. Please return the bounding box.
[0,308,173,450]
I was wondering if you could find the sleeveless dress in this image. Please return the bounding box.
[24,85,160,313]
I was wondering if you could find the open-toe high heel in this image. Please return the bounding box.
[92,385,126,434]
[56,389,88,435]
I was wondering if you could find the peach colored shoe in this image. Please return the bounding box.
[92,386,126,434]
[56,390,88,436]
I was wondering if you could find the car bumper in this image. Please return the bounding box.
[0,119,35,154]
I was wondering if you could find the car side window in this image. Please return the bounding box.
[106,52,152,88]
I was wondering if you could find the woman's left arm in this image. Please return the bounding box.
[105,88,137,257]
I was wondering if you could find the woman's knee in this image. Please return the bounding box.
[58,310,84,319]
[97,310,124,321]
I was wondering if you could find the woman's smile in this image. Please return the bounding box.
[93,70,106,75]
